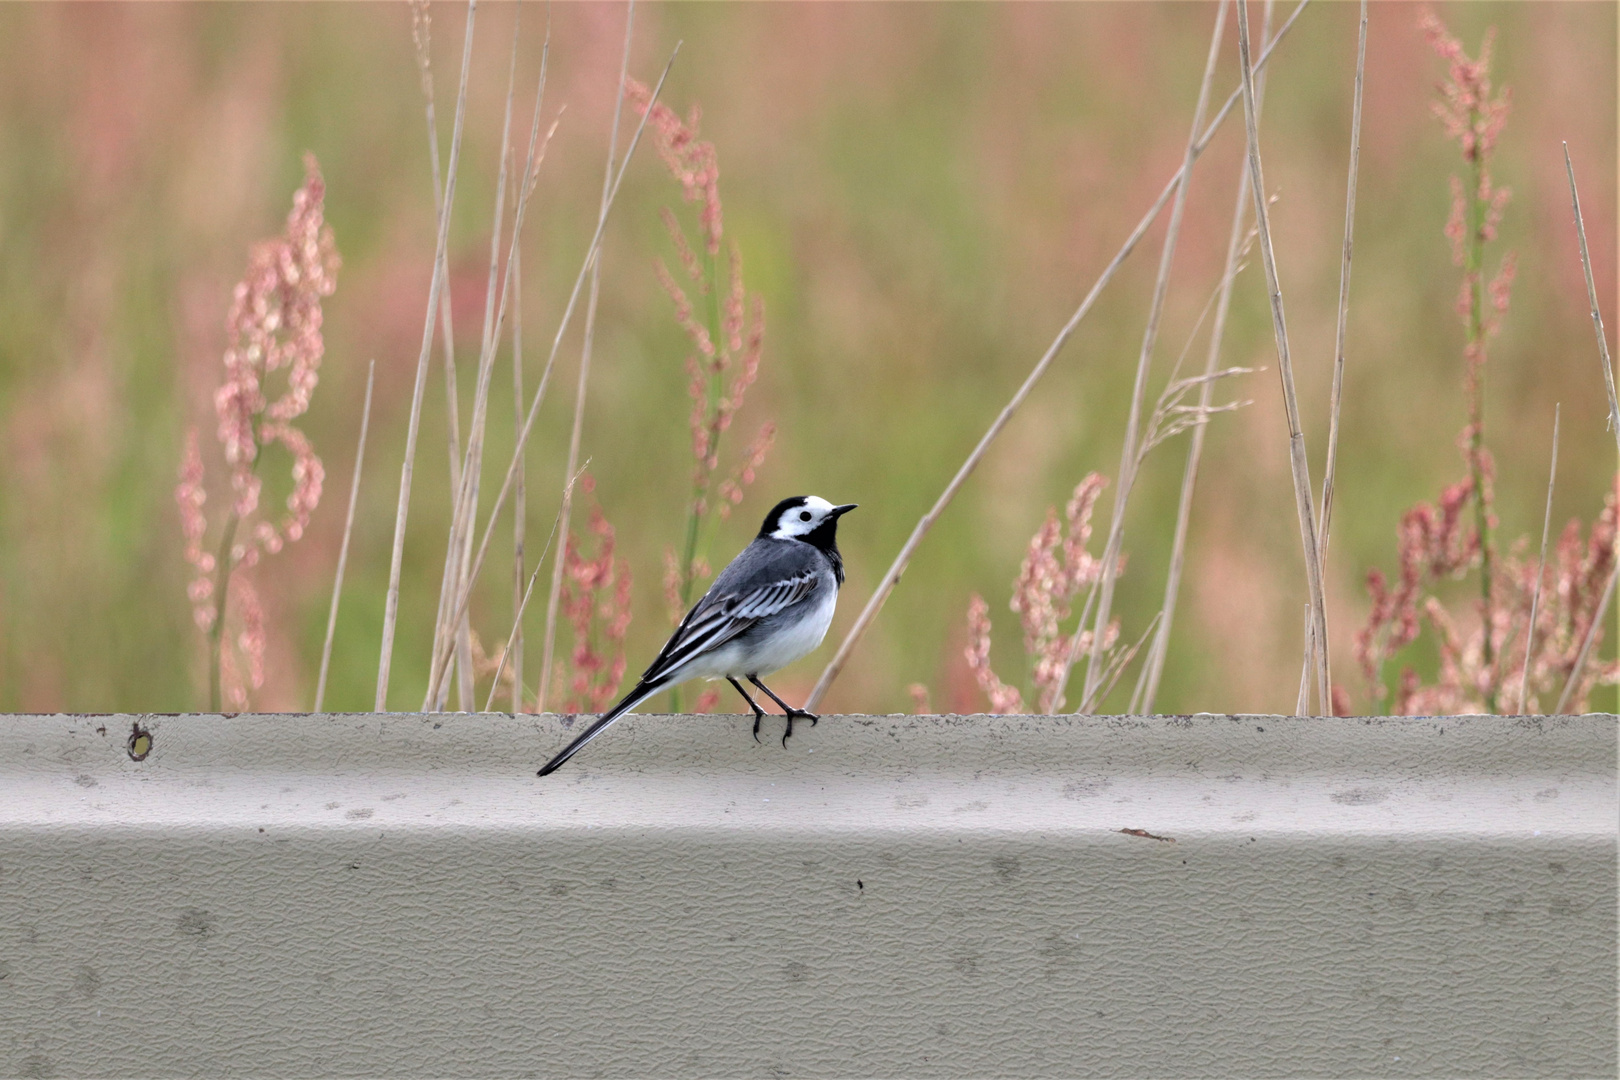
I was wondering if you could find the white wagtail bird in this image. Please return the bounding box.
[536,495,857,777]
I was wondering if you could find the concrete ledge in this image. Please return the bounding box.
[1,712,1615,1078]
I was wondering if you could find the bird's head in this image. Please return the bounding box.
[760,495,858,547]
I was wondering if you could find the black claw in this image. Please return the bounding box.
[781,714,794,747]
[732,676,769,743]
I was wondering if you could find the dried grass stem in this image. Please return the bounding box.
[1236,0,1330,714]
[539,0,634,714]
[1518,405,1558,714]
[314,361,375,712]
[1067,0,1226,711]
[376,0,477,711]
[804,0,1311,711]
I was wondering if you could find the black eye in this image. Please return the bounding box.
[799,510,812,521]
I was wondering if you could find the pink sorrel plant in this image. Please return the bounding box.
[965,474,1117,713]
[552,475,633,714]
[1352,15,1616,714]
[1356,477,1616,713]
[627,77,774,710]
[1424,10,1516,707]
[176,155,339,710]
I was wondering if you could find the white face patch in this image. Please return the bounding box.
[771,495,837,539]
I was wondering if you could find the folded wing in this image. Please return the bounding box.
[640,569,820,685]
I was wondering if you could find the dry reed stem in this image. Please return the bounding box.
[411,1,467,504]
[488,551,543,714]
[1127,269,1262,714]
[1519,405,1559,714]
[1553,564,1615,715]
[805,0,1312,711]
[410,2,466,502]
[455,41,532,716]
[1066,0,1226,712]
[412,0,472,705]
[484,464,581,713]
[314,361,375,712]
[510,239,525,712]
[1562,144,1620,456]
[1317,0,1367,573]
[426,45,680,696]
[414,6,476,709]
[1294,0,1366,706]
[539,0,634,715]
[1138,2,1275,715]
[376,0,476,711]
[426,24,551,709]
[1295,604,1310,715]
[1556,144,1617,717]
[1236,0,1330,715]
[1080,610,1161,715]
[510,12,555,709]
[425,15,531,711]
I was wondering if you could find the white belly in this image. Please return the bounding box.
[680,584,838,681]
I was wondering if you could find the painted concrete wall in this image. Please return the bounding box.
[1,712,1614,1078]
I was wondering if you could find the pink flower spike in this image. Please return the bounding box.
[1488,251,1517,318]
[965,594,1024,714]
[179,155,339,710]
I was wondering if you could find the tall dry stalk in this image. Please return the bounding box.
[377,0,476,711]
[1236,0,1330,714]
[510,239,525,712]
[1556,142,1619,717]
[420,48,681,704]
[424,14,544,711]
[459,17,527,711]
[1552,566,1615,715]
[1138,1,1275,715]
[411,0,478,709]
[539,0,635,715]
[1518,405,1558,714]
[804,0,1312,711]
[314,360,375,712]
[1061,0,1226,712]
[1317,0,1368,568]
[1562,144,1620,457]
[485,464,580,713]
[1288,0,1367,710]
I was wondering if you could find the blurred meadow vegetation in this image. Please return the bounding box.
[0,1,1613,715]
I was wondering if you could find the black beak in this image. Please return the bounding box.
[831,503,858,517]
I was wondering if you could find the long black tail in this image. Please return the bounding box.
[535,679,666,777]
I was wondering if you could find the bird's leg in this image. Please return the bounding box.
[748,674,818,723]
[728,677,769,742]
[748,674,818,747]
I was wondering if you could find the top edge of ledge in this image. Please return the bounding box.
[4,711,1614,780]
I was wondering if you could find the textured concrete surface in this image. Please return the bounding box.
[0,711,1614,1078]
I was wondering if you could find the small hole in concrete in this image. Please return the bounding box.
[127,722,153,762]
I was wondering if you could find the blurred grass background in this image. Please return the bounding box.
[0,1,1612,715]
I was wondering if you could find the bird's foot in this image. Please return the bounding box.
[751,708,768,743]
[779,708,818,747]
